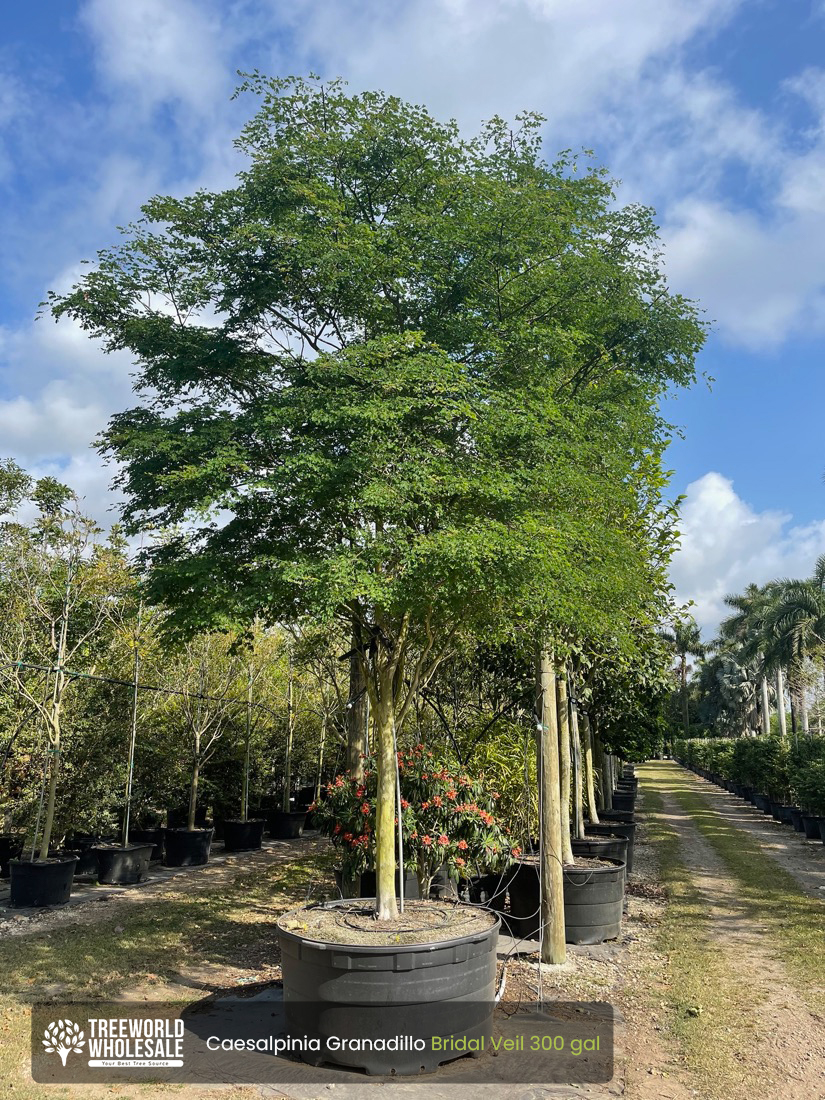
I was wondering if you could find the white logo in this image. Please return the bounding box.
[43,1020,85,1066]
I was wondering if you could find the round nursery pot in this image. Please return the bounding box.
[572,835,628,874]
[0,834,24,877]
[269,810,307,839]
[129,828,165,860]
[611,791,636,813]
[506,857,625,944]
[460,871,509,912]
[9,856,78,907]
[801,814,822,840]
[277,899,499,1075]
[769,801,783,822]
[94,843,154,885]
[753,794,771,814]
[778,805,795,826]
[163,827,213,867]
[789,807,804,832]
[222,818,265,852]
[585,822,636,873]
[599,809,636,825]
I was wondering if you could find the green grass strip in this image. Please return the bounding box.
[636,770,761,1100]
[658,761,825,1013]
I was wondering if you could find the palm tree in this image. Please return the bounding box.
[661,616,707,737]
[719,583,780,736]
[765,558,825,737]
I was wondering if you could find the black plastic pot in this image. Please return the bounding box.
[358,869,420,899]
[778,805,795,826]
[222,818,265,852]
[0,834,24,877]
[769,801,783,822]
[611,792,636,813]
[163,827,213,867]
[94,843,154,885]
[585,822,636,873]
[129,828,165,860]
[269,810,307,839]
[277,899,499,1075]
[753,794,771,814]
[801,815,822,840]
[572,835,629,872]
[460,871,509,911]
[818,818,825,844]
[789,807,804,832]
[506,857,625,944]
[9,856,78,907]
[599,809,636,825]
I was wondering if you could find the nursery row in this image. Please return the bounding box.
[674,736,825,843]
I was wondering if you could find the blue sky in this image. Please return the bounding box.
[2,0,825,634]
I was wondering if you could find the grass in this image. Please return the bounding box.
[0,841,333,1099]
[636,772,762,1100]
[657,760,825,1013]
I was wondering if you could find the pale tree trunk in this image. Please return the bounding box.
[346,620,367,780]
[776,667,787,738]
[188,749,200,831]
[241,671,252,822]
[282,653,294,813]
[569,693,584,840]
[760,675,770,736]
[315,709,327,804]
[556,670,574,863]
[372,660,398,921]
[38,703,62,861]
[581,712,599,824]
[800,686,810,736]
[680,655,689,736]
[536,649,566,965]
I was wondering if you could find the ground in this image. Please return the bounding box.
[0,762,823,1099]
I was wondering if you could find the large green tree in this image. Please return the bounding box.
[48,77,705,919]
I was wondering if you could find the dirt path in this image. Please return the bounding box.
[643,762,825,1100]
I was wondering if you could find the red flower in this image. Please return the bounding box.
[421,801,430,810]
[511,846,522,857]
[457,839,468,850]
[446,789,457,800]
[360,802,370,814]
[400,798,410,809]
[343,832,353,842]
[455,857,466,867]
[437,835,449,847]
[333,823,341,834]
[334,776,344,788]
[432,796,443,808]
[422,835,433,847]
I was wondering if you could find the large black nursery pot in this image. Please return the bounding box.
[277,899,500,1075]
[611,791,636,813]
[222,818,266,852]
[269,810,307,839]
[505,856,625,944]
[94,843,154,885]
[163,827,213,867]
[789,807,804,832]
[585,822,636,873]
[817,817,825,844]
[9,856,78,907]
[753,794,771,814]
[572,834,629,873]
[129,828,165,860]
[599,808,636,825]
[801,814,822,840]
[0,834,24,877]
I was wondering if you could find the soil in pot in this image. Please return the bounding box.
[163,827,213,867]
[801,815,822,840]
[0,834,24,877]
[583,824,636,873]
[9,856,78,907]
[269,810,307,839]
[94,843,154,885]
[222,818,265,852]
[277,899,499,1075]
[572,835,628,874]
[129,828,164,860]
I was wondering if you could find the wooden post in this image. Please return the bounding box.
[536,648,566,965]
[556,668,574,863]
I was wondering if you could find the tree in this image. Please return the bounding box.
[48,77,705,920]
[661,616,706,737]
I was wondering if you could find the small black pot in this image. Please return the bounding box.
[0,834,24,877]
[789,807,804,832]
[222,818,265,852]
[9,856,78,907]
[129,828,164,860]
[801,815,822,840]
[358,869,420,899]
[94,843,154,885]
[460,871,509,912]
[269,810,307,839]
[163,827,213,867]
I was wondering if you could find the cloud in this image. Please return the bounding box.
[670,472,825,636]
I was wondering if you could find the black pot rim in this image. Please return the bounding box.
[222,818,266,825]
[10,855,78,868]
[164,827,215,836]
[92,843,154,853]
[277,898,499,954]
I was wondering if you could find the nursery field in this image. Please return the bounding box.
[0,761,823,1100]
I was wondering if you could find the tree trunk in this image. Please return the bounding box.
[800,686,810,736]
[188,752,200,831]
[282,653,294,813]
[315,710,327,804]
[346,619,367,781]
[373,661,398,921]
[681,655,689,736]
[581,712,599,824]
[536,648,566,965]
[556,669,574,863]
[38,711,61,861]
[760,675,770,737]
[776,667,787,738]
[241,671,252,822]
[570,694,584,840]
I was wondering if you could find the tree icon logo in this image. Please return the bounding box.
[42,1020,85,1066]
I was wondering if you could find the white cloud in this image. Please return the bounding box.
[670,472,825,636]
